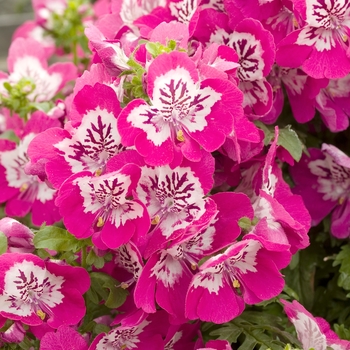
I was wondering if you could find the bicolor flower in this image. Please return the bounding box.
[118,50,243,165]
[281,299,350,350]
[0,253,90,328]
[134,153,215,257]
[186,238,285,323]
[0,133,61,226]
[193,11,275,117]
[0,217,34,253]
[276,0,350,79]
[314,75,350,132]
[56,163,150,249]
[134,192,253,322]
[0,37,76,103]
[27,83,125,189]
[89,312,167,350]
[290,143,350,238]
[114,242,144,289]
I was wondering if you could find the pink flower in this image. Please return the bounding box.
[118,50,243,165]
[56,163,150,250]
[0,253,90,328]
[276,0,350,79]
[89,311,167,350]
[193,11,275,117]
[290,143,350,238]
[185,238,285,323]
[0,321,26,344]
[0,37,76,103]
[281,299,350,350]
[197,339,232,350]
[134,192,252,322]
[0,217,34,253]
[134,152,216,257]
[0,113,62,226]
[27,83,125,189]
[315,75,350,132]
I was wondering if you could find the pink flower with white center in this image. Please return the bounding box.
[229,18,275,117]
[85,25,131,77]
[56,163,150,249]
[314,75,350,131]
[0,253,90,328]
[13,20,56,57]
[0,217,34,253]
[118,51,243,165]
[27,83,125,189]
[290,144,350,239]
[89,312,166,350]
[134,153,215,257]
[203,16,275,117]
[0,134,61,226]
[32,0,67,30]
[276,0,350,79]
[265,65,328,125]
[0,38,76,103]
[185,238,285,323]
[281,299,350,350]
[114,242,144,288]
[236,127,310,255]
[134,192,252,321]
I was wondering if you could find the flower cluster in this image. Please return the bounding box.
[0,0,350,349]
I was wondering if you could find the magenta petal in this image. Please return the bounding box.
[100,219,135,249]
[134,254,158,313]
[186,276,244,323]
[302,43,350,80]
[40,326,88,350]
[155,259,193,323]
[331,200,350,239]
[276,30,313,68]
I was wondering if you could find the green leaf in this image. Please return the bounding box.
[210,323,243,343]
[283,246,318,310]
[210,310,300,350]
[0,129,20,143]
[59,251,78,264]
[88,272,128,309]
[86,249,106,269]
[3,82,12,92]
[33,226,87,253]
[94,323,111,335]
[145,42,160,57]
[334,243,350,292]
[277,125,304,162]
[238,333,257,350]
[0,232,8,255]
[255,121,274,146]
[334,323,350,341]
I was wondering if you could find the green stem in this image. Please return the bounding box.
[72,40,78,67]
[81,245,87,269]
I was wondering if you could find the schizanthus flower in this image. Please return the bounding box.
[0,253,90,328]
